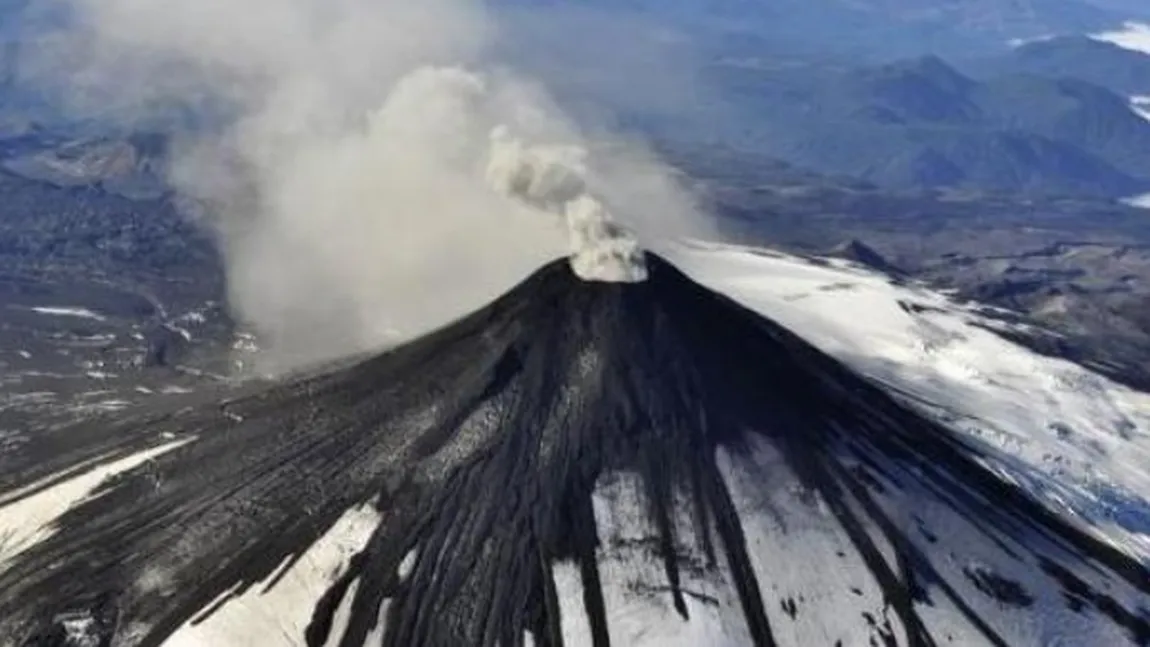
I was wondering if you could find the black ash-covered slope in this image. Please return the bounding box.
[1,253,1148,646]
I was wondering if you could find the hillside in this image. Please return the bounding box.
[964,35,1150,97]
[496,0,1121,59]
[684,56,1150,196]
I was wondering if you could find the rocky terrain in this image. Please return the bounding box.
[0,155,255,439]
[652,54,1150,198]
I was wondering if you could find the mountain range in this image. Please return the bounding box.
[659,52,1150,197]
[6,2,1150,198]
[964,35,1150,97]
[1083,0,1150,18]
[499,0,1127,60]
[496,4,1150,198]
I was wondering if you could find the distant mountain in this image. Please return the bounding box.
[973,75,1150,172]
[0,1,47,137]
[682,56,1150,197]
[0,0,30,42]
[810,0,1112,43]
[497,0,1122,60]
[1081,0,1150,20]
[0,134,170,200]
[963,36,1150,97]
[828,238,905,275]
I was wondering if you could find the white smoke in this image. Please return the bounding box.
[23,0,708,370]
[485,126,647,282]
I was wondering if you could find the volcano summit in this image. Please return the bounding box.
[0,251,1148,647]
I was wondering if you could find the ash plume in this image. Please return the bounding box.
[20,0,710,371]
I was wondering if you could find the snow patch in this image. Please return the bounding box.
[563,472,754,645]
[162,504,381,646]
[1092,21,1150,55]
[716,438,902,646]
[1131,96,1150,123]
[397,549,418,581]
[1122,191,1150,209]
[1008,34,1056,48]
[67,399,132,414]
[675,242,1150,558]
[167,324,193,342]
[24,306,107,321]
[0,440,192,565]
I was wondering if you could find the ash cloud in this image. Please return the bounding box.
[20,0,712,371]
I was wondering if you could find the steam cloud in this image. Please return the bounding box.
[486,125,647,282]
[24,0,709,370]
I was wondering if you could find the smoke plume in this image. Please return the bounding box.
[485,125,647,283]
[22,0,710,370]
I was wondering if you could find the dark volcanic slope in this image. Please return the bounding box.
[0,254,1147,646]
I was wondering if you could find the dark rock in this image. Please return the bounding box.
[828,239,905,275]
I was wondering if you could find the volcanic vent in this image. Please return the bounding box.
[1,254,1148,646]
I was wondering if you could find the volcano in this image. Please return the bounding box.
[0,252,1148,647]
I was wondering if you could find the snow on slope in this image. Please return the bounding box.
[0,439,191,565]
[1092,21,1150,54]
[1130,96,1150,123]
[162,505,381,647]
[676,242,1150,559]
[21,306,108,321]
[1123,191,1150,208]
